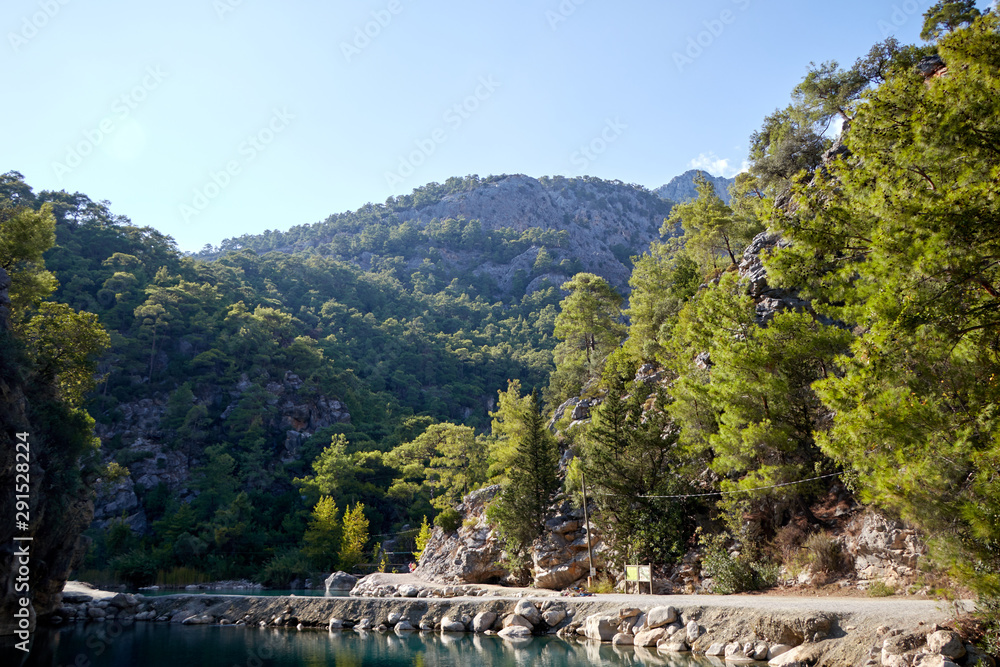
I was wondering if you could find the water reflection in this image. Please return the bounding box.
[13,623,717,667]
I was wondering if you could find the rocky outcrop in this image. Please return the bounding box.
[91,370,350,534]
[392,174,672,295]
[412,486,507,585]
[738,231,811,324]
[655,169,735,205]
[845,512,927,588]
[532,504,606,589]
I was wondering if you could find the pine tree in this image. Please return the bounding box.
[302,496,341,571]
[487,389,560,566]
[339,503,369,572]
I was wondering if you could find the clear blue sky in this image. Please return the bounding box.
[2,1,986,252]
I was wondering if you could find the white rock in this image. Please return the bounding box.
[686,619,701,643]
[645,606,677,629]
[503,614,533,629]
[472,611,497,633]
[542,608,566,627]
[612,632,634,646]
[767,644,793,660]
[584,615,618,641]
[514,600,541,626]
[706,642,727,656]
[440,616,466,633]
[634,627,667,647]
[927,631,966,660]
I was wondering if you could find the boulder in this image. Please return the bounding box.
[657,639,689,653]
[514,600,541,626]
[440,616,466,633]
[542,608,566,627]
[926,631,965,660]
[394,620,415,633]
[706,642,727,656]
[612,633,634,646]
[398,584,419,598]
[328,617,343,629]
[473,611,497,633]
[584,615,618,642]
[645,606,677,629]
[387,612,404,625]
[769,645,812,667]
[325,571,358,593]
[503,614,533,630]
[634,627,668,647]
[768,644,794,660]
[685,619,701,643]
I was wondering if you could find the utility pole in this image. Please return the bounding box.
[580,466,595,588]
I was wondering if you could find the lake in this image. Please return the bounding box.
[12,622,720,666]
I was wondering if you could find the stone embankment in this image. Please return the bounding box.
[49,580,994,667]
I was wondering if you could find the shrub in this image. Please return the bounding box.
[434,507,461,532]
[868,581,896,597]
[701,532,779,595]
[586,574,615,594]
[803,532,844,576]
[258,551,311,588]
[110,549,158,588]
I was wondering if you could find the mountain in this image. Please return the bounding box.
[654,169,734,205]
[206,174,674,298]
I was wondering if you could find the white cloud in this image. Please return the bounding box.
[688,152,748,178]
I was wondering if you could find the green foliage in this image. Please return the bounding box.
[110,549,158,588]
[921,1,981,41]
[700,532,779,595]
[258,551,312,588]
[664,174,761,272]
[768,13,1000,596]
[583,377,690,566]
[413,515,432,562]
[487,389,560,565]
[867,581,897,597]
[549,273,625,404]
[302,496,341,571]
[339,502,369,571]
[434,507,461,532]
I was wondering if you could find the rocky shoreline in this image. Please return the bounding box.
[45,580,994,667]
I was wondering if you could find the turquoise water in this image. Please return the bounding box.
[12,623,717,666]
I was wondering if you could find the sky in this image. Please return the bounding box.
[2,0,984,253]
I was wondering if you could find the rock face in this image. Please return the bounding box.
[737,231,812,324]
[391,174,673,296]
[844,512,926,586]
[655,169,735,205]
[532,503,606,589]
[413,486,507,584]
[90,371,350,535]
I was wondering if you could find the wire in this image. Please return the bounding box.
[635,471,843,500]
